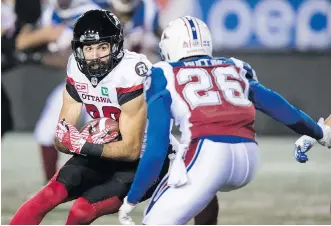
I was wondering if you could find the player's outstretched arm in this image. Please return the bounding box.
[101,94,147,161]
[54,87,83,154]
[248,80,331,161]
[248,80,324,140]
[294,115,331,163]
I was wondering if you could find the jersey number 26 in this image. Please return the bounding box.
[177,66,251,109]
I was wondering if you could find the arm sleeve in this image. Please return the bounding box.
[127,92,172,204]
[248,80,323,139]
[127,66,172,204]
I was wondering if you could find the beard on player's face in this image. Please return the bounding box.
[86,57,109,74]
[82,42,112,76]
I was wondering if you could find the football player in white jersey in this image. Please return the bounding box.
[34,0,161,184]
[10,10,217,225]
[118,16,331,224]
[10,9,156,225]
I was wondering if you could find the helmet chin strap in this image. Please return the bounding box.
[83,51,123,87]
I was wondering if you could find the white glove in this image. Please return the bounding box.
[118,197,136,225]
[317,118,331,149]
[294,135,317,163]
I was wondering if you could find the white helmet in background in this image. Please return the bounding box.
[159,16,212,63]
[111,0,140,13]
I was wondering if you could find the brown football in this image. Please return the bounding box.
[80,118,120,142]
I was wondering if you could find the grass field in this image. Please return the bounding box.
[1,133,331,225]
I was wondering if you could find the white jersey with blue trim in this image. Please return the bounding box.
[129,0,159,33]
[92,0,160,59]
[91,0,159,33]
[124,0,160,58]
[126,55,324,209]
[41,1,101,29]
[40,1,100,52]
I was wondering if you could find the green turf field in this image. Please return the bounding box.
[2,133,330,224]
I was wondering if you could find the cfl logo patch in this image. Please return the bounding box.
[135,62,148,77]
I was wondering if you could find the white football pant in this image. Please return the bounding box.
[143,138,259,225]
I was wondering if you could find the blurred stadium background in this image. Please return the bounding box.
[1,0,331,224]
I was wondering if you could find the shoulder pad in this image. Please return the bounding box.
[243,62,258,81]
[144,66,168,102]
[230,57,258,81]
[115,51,152,89]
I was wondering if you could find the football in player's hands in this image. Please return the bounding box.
[80,118,120,144]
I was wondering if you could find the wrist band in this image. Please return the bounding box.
[81,142,104,157]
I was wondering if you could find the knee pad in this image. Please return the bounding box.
[67,198,96,225]
[92,196,122,216]
[34,180,68,209]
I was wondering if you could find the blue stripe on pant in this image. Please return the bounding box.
[144,139,204,216]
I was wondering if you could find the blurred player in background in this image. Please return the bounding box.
[118,16,331,224]
[94,0,162,62]
[1,0,16,137]
[33,0,99,183]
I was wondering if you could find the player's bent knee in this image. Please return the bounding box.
[67,197,122,224]
[9,181,67,225]
[66,198,96,225]
[36,180,68,206]
[91,196,122,216]
[14,181,67,216]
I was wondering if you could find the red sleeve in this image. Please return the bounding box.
[67,76,75,86]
